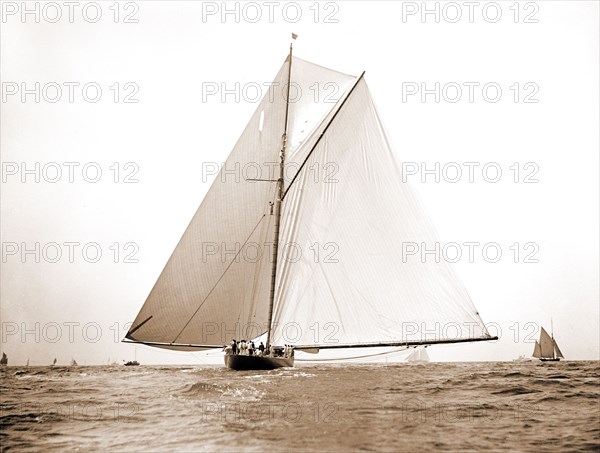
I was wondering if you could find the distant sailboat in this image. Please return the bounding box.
[0,353,7,366]
[70,358,78,366]
[123,38,497,370]
[124,348,139,366]
[533,324,564,362]
[51,358,57,366]
[26,358,29,367]
[406,347,430,363]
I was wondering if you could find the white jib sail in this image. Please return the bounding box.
[272,77,491,347]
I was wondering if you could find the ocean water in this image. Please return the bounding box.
[1,361,598,452]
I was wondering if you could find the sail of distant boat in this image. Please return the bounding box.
[71,358,78,366]
[532,327,563,361]
[124,40,497,369]
[51,358,57,366]
[0,353,7,365]
[407,347,430,363]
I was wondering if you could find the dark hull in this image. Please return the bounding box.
[540,358,560,362]
[224,354,294,370]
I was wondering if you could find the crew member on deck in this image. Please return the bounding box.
[231,339,237,355]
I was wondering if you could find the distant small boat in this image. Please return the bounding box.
[512,354,534,362]
[533,323,564,362]
[70,358,78,366]
[51,358,57,366]
[406,347,430,363]
[124,348,139,366]
[26,358,29,367]
[0,353,7,366]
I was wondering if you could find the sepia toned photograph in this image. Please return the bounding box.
[1,1,599,451]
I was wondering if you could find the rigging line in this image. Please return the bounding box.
[237,203,272,323]
[294,335,498,350]
[243,205,274,324]
[172,213,268,343]
[282,71,366,201]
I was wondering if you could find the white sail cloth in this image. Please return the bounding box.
[272,78,490,347]
[127,58,355,349]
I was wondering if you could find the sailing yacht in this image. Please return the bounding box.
[124,39,497,370]
[0,353,7,366]
[124,348,140,366]
[406,347,430,363]
[533,325,564,362]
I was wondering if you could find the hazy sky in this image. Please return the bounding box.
[1,1,598,365]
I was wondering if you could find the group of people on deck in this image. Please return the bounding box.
[223,339,294,358]
[225,339,265,356]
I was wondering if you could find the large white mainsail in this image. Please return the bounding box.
[273,77,491,348]
[126,57,356,350]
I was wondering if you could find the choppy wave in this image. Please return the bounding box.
[1,361,598,452]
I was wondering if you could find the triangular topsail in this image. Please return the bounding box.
[126,57,356,350]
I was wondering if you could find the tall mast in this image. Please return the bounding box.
[550,318,555,359]
[265,41,293,350]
